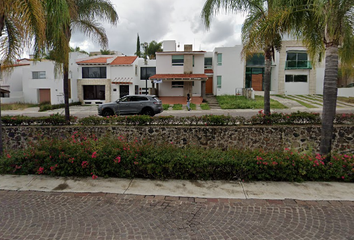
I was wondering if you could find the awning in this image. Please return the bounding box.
[149,74,208,81]
[112,77,133,85]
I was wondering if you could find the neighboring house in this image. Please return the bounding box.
[75,55,156,104]
[213,40,326,96]
[149,40,208,102]
[0,52,85,104]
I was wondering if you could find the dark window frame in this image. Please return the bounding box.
[82,67,107,79]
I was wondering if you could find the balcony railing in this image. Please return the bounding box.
[285,60,312,70]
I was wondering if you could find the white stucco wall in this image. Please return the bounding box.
[338,87,354,97]
[213,46,244,95]
[22,61,64,104]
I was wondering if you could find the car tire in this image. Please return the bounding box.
[102,108,114,116]
[141,108,155,116]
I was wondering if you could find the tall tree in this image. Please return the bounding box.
[278,0,354,155]
[0,0,46,154]
[135,34,141,57]
[202,0,283,115]
[45,0,118,123]
[146,41,162,60]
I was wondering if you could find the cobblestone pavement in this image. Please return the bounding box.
[1,190,354,240]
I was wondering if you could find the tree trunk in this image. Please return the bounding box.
[263,48,272,115]
[63,62,70,123]
[320,45,338,155]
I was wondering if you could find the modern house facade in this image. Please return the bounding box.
[75,55,156,104]
[149,41,208,103]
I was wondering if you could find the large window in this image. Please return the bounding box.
[82,67,107,78]
[217,53,222,66]
[172,55,184,66]
[83,85,105,100]
[204,57,212,68]
[286,52,311,69]
[217,76,222,88]
[32,71,46,79]
[285,75,308,83]
[140,67,156,80]
[172,81,184,88]
[246,54,265,66]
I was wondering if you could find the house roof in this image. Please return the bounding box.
[76,57,113,64]
[204,69,213,74]
[0,88,10,93]
[76,56,138,65]
[149,74,208,81]
[111,56,137,65]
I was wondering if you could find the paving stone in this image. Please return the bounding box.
[0,190,354,240]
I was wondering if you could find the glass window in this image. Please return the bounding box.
[32,71,46,79]
[172,81,184,88]
[217,53,222,66]
[83,85,105,100]
[140,67,156,80]
[82,67,107,78]
[172,55,184,66]
[204,57,212,68]
[286,52,309,69]
[246,54,265,66]
[217,76,222,88]
[285,75,308,82]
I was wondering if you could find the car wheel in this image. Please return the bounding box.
[102,108,114,116]
[141,108,155,116]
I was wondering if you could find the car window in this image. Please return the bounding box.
[136,96,148,101]
[120,96,130,102]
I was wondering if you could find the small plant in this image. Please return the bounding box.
[200,103,210,110]
[172,104,183,110]
[162,104,170,111]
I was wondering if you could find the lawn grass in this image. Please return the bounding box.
[337,96,354,104]
[216,95,287,109]
[200,103,210,110]
[172,104,183,110]
[275,95,317,108]
[1,103,38,110]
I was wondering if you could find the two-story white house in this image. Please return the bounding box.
[0,52,84,104]
[75,55,156,104]
[149,41,208,104]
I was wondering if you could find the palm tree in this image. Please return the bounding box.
[0,0,46,154]
[278,0,354,155]
[45,0,118,122]
[202,0,283,115]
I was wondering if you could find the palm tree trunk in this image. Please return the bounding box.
[320,45,338,155]
[63,63,70,123]
[263,48,272,115]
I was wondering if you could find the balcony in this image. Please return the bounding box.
[285,60,312,70]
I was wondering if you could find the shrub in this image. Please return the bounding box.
[39,101,82,112]
[200,103,210,110]
[1,133,353,182]
[162,104,170,110]
[172,104,183,110]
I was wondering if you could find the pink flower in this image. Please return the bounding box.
[284,148,290,151]
[37,167,44,175]
[114,156,121,164]
[92,174,98,180]
[81,161,89,168]
[6,154,11,158]
[134,162,138,165]
[342,176,345,180]
[91,152,97,158]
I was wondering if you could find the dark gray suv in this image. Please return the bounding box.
[98,95,163,116]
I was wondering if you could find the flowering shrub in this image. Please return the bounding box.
[0,132,353,182]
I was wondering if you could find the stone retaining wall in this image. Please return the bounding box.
[4,125,354,153]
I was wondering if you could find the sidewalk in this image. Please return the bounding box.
[1,175,354,201]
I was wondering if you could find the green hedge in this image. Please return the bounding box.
[2,112,354,126]
[1,132,353,181]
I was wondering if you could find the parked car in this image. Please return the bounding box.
[98,95,163,116]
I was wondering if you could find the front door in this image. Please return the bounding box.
[119,85,129,98]
[39,89,51,104]
[206,77,213,94]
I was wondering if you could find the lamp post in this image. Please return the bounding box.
[143,42,148,95]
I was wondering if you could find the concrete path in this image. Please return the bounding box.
[1,175,354,201]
